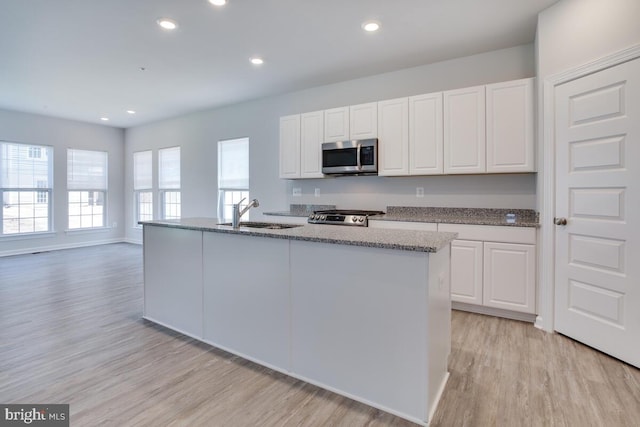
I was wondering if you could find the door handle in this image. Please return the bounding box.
[554,217,568,226]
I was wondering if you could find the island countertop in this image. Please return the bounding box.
[140,217,457,253]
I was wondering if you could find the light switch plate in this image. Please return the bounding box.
[314,188,321,197]
[416,187,424,198]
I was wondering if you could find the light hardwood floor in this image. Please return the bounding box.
[1,243,639,426]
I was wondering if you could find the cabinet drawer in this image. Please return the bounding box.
[438,223,535,244]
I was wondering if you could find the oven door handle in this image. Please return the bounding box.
[356,143,362,171]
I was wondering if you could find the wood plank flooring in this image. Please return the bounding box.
[1,243,639,426]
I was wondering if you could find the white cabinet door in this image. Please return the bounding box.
[300,111,324,178]
[486,78,535,173]
[450,239,483,305]
[350,102,377,139]
[443,85,486,174]
[203,232,290,369]
[324,107,349,142]
[143,226,203,338]
[409,92,443,175]
[378,97,409,176]
[483,242,536,314]
[279,114,301,178]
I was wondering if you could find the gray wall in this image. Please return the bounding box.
[125,44,536,242]
[537,0,640,77]
[0,108,125,256]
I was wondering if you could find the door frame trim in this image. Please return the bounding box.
[536,44,640,332]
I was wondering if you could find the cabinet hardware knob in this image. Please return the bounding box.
[554,217,567,226]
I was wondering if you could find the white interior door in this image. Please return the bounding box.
[554,58,640,368]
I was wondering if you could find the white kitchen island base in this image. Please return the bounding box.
[142,220,453,425]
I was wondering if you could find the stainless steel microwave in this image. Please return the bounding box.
[321,139,378,175]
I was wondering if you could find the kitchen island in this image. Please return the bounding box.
[141,218,456,425]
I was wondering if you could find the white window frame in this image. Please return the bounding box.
[158,146,181,220]
[217,138,249,222]
[133,150,153,226]
[1,141,54,236]
[67,149,108,230]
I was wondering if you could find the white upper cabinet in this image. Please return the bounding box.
[279,114,301,178]
[486,78,535,173]
[349,102,378,139]
[324,107,350,142]
[443,85,486,174]
[378,97,409,176]
[300,111,324,178]
[409,92,443,175]
[280,77,535,179]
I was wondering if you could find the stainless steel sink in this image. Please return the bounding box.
[220,221,303,230]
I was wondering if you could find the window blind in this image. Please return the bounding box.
[218,138,248,189]
[133,150,152,190]
[67,149,108,190]
[159,147,180,189]
[1,142,53,188]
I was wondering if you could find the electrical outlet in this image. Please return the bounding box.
[292,187,302,197]
[314,188,321,197]
[416,187,424,198]
[112,222,117,228]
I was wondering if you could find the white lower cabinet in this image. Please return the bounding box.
[376,221,537,315]
[483,242,536,313]
[450,240,483,305]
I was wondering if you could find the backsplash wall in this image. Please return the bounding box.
[284,173,536,212]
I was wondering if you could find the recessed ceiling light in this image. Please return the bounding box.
[127,110,136,115]
[250,57,264,65]
[208,0,227,6]
[157,18,178,30]
[361,21,381,32]
[100,117,109,121]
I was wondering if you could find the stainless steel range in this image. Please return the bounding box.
[307,209,385,227]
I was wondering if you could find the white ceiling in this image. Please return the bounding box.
[0,0,559,128]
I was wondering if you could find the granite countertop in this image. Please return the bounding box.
[265,205,540,227]
[140,217,456,253]
[372,207,540,228]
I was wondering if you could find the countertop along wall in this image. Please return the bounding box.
[0,108,125,256]
[124,44,536,243]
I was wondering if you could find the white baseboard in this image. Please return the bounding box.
[0,238,128,257]
[123,237,142,245]
[452,301,537,323]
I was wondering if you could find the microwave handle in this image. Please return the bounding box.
[356,143,362,171]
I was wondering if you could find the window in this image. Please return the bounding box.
[133,150,153,225]
[159,146,181,219]
[217,138,249,222]
[67,149,108,229]
[28,146,42,159]
[1,142,53,235]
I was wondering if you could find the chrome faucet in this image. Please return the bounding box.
[232,198,259,228]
